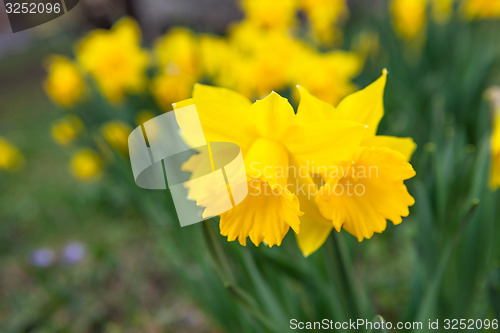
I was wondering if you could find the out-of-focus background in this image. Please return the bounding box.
[0,1,242,331]
[1,0,500,332]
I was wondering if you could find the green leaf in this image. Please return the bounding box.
[489,268,500,319]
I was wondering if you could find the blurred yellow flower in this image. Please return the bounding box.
[196,21,361,102]
[152,73,196,112]
[463,0,500,19]
[199,34,230,79]
[51,115,84,146]
[292,47,362,105]
[351,31,380,61]
[154,28,200,77]
[152,28,200,111]
[44,56,85,107]
[135,110,156,127]
[176,84,366,247]
[100,121,133,153]
[221,22,302,98]
[487,87,500,190]
[70,149,103,182]
[300,0,348,45]
[430,0,454,23]
[0,137,23,171]
[391,0,427,40]
[76,17,148,103]
[294,71,416,255]
[241,0,298,29]
[491,111,500,189]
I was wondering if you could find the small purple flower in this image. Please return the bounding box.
[60,241,86,265]
[30,248,55,267]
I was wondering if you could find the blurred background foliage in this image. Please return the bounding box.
[1,0,500,332]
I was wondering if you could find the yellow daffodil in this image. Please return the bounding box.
[152,28,200,111]
[391,0,427,40]
[462,0,500,19]
[175,84,367,247]
[100,121,132,153]
[295,71,416,255]
[70,149,103,181]
[51,115,84,146]
[300,0,348,45]
[0,137,23,171]
[76,17,148,103]
[44,56,85,107]
[241,0,298,30]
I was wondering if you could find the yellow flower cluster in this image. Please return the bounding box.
[198,21,361,104]
[0,137,23,171]
[463,0,500,19]
[44,5,359,109]
[152,28,201,111]
[241,0,349,45]
[150,7,359,108]
[391,0,500,41]
[177,70,416,255]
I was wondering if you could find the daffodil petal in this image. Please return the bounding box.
[363,135,417,161]
[286,156,333,256]
[113,17,142,44]
[244,138,289,189]
[220,181,302,247]
[296,84,339,122]
[284,120,367,168]
[174,84,257,152]
[193,83,252,107]
[252,92,296,140]
[336,70,387,135]
[295,213,333,257]
[316,146,415,241]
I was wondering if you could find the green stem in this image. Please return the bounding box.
[334,233,372,318]
[201,221,280,332]
[201,220,235,284]
[323,236,350,321]
[329,233,372,323]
